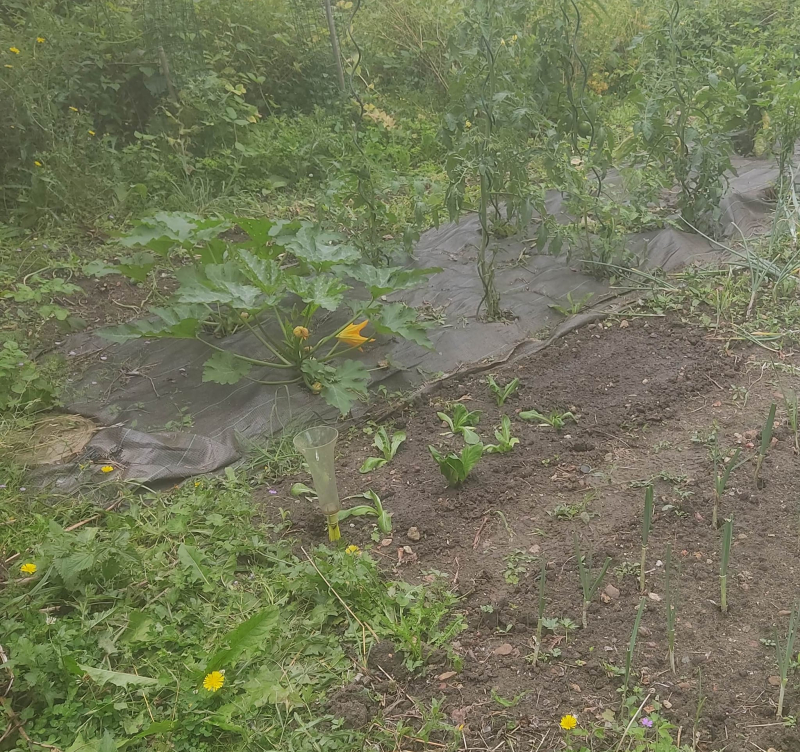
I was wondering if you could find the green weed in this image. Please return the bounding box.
[437,403,482,444]
[359,425,407,473]
[428,443,484,486]
[486,375,520,406]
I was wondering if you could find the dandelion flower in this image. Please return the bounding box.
[20,562,37,575]
[641,717,653,728]
[100,465,114,473]
[34,161,42,167]
[37,37,45,44]
[293,325,310,340]
[345,545,360,555]
[4,64,12,68]
[88,130,95,136]
[9,47,20,55]
[69,106,78,112]
[560,714,577,730]
[203,670,225,692]
[336,320,373,350]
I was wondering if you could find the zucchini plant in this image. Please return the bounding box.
[99,212,439,414]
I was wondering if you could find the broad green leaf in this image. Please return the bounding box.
[177,543,212,584]
[390,430,407,457]
[318,359,370,415]
[284,224,360,268]
[202,351,253,385]
[175,264,262,309]
[242,667,299,707]
[372,302,434,349]
[98,732,116,752]
[78,664,158,689]
[100,304,206,343]
[461,426,481,445]
[205,607,280,673]
[290,482,317,499]
[235,216,276,245]
[338,505,378,520]
[460,443,484,474]
[359,456,387,473]
[121,212,228,253]
[236,249,284,300]
[286,274,348,311]
[343,265,441,298]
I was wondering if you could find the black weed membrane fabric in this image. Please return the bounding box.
[39,155,779,488]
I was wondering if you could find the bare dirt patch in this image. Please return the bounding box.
[256,316,800,751]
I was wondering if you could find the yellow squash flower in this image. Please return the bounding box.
[9,47,20,55]
[336,320,373,350]
[310,382,322,394]
[203,670,225,692]
[20,562,37,575]
[345,545,360,555]
[293,325,310,340]
[100,465,114,473]
[560,714,578,730]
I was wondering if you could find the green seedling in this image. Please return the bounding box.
[487,375,520,406]
[338,490,393,535]
[428,443,484,487]
[291,482,317,500]
[541,616,578,644]
[519,408,576,429]
[531,559,547,669]
[491,689,527,708]
[503,549,537,585]
[693,670,707,752]
[622,597,647,707]
[664,543,679,674]
[720,517,733,614]
[575,534,612,628]
[775,601,799,717]
[548,492,597,523]
[640,485,653,593]
[485,415,519,454]
[711,438,743,528]
[437,403,482,444]
[754,402,777,481]
[359,426,407,473]
[548,290,594,316]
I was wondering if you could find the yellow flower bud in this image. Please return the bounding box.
[293,325,310,340]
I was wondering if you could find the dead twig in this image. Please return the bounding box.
[472,516,489,550]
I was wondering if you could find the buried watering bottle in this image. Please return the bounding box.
[293,426,341,541]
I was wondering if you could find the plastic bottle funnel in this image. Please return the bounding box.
[293,426,341,541]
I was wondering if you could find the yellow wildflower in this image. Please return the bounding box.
[20,562,37,575]
[310,382,322,394]
[34,160,42,167]
[69,106,78,112]
[4,65,12,68]
[511,34,518,42]
[37,37,45,44]
[203,670,225,692]
[9,47,20,55]
[345,545,360,555]
[100,465,114,473]
[336,320,373,350]
[500,38,506,46]
[560,714,578,730]
[88,130,95,136]
[465,120,472,129]
[293,325,310,340]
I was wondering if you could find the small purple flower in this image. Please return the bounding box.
[641,717,653,728]
[0,484,6,489]
[268,489,277,495]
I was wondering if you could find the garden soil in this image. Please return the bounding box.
[39,154,782,487]
[257,315,800,752]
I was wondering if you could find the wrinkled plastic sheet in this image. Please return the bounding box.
[45,155,780,487]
